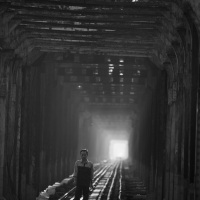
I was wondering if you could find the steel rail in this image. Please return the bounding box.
[106,162,120,200]
[96,162,119,200]
[118,161,122,200]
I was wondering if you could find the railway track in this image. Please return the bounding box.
[60,161,119,200]
[37,160,147,200]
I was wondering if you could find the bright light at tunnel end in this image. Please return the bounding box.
[109,140,128,160]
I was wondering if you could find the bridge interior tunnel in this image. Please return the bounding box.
[10,53,170,198]
[1,1,200,200]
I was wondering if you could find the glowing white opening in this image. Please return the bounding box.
[109,140,128,160]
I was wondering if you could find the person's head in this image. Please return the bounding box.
[80,149,88,160]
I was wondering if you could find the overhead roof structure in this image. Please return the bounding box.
[0,0,190,106]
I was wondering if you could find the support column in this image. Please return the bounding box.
[196,90,200,199]
[0,93,6,197]
[0,52,14,198]
[0,54,7,197]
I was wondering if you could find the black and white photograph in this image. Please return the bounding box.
[0,0,200,200]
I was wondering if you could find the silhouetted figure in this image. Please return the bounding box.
[73,149,94,200]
